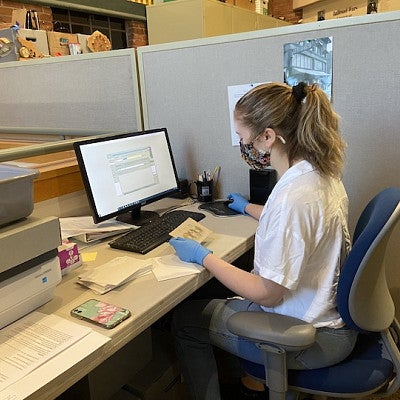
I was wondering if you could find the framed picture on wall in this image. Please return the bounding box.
[283,37,333,101]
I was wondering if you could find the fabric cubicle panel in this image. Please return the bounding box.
[0,48,142,134]
[137,12,400,232]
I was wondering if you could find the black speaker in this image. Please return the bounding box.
[249,169,277,205]
[169,178,189,199]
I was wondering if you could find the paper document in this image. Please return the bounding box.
[152,254,203,281]
[59,216,132,241]
[0,330,109,400]
[0,312,92,392]
[169,217,212,243]
[77,256,153,294]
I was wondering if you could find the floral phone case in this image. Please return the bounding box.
[70,299,131,329]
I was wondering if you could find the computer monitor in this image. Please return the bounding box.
[73,128,179,225]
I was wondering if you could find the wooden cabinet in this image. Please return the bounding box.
[146,0,290,45]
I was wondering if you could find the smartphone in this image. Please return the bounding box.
[70,299,131,329]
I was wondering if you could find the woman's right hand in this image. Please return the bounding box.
[227,193,249,215]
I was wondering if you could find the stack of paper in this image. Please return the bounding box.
[59,216,133,242]
[77,256,152,294]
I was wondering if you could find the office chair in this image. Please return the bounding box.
[227,187,400,400]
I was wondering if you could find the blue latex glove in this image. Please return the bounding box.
[227,193,249,215]
[169,237,212,266]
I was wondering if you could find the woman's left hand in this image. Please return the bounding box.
[169,237,212,265]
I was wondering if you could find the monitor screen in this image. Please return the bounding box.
[73,128,179,225]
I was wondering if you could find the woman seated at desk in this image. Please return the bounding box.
[169,82,358,400]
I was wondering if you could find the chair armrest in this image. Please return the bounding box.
[227,311,316,351]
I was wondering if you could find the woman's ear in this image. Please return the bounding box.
[264,128,277,147]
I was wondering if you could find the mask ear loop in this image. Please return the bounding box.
[277,135,286,144]
[267,134,286,156]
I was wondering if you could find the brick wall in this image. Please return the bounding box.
[0,0,53,30]
[126,19,148,48]
[269,0,302,23]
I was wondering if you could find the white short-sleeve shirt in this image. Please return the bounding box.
[254,160,351,328]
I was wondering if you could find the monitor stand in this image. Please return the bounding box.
[116,207,160,226]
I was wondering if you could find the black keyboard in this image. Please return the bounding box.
[109,210,206,254]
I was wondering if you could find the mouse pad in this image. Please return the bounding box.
[198,201,240,216]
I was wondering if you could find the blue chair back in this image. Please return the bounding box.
[337,187,400,333]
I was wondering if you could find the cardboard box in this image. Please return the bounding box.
[11,9,28,28]
[77,33,91,53]
[47,31,78,56]
[18,29,49,55]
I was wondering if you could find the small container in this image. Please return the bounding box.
[0,164,39,227]
[68,43,82,55]
[195,179,213,202]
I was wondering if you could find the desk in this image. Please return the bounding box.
[4,199,258,400]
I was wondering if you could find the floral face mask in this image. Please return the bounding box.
[239,139,271,170]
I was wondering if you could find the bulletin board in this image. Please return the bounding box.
[137,12,400,232]
[0,48,142,135]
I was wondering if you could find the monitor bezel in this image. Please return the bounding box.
[73,128,180,224]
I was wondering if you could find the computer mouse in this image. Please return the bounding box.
[198,200,239,216]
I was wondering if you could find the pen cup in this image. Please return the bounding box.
[196,179,213,202]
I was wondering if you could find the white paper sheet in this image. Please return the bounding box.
[151,254,203,281]
[0,312,92,392]
[227,82,267,146]
[0,329,109,400]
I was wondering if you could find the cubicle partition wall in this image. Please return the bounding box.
[137,11,400,233]
[0,48,142,137]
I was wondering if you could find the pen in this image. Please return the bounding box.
[211,165,220,181]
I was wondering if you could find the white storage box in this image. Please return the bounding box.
[0,164,39,227]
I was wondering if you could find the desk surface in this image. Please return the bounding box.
[5,199,258,400]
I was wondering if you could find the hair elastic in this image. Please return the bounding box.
[292,82,307,103]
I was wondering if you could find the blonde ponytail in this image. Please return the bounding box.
[296,84,346,178]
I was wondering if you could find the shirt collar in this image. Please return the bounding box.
[277,160,315,187]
